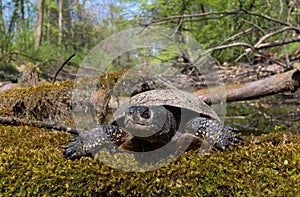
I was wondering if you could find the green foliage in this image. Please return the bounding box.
[0,125,299,196]
[123,0,300,63]
[1,0,299,74]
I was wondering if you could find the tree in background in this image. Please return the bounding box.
[123,0,299,64]
[0,0,299,80]
[0,0,127,80]
[34,0,44,49]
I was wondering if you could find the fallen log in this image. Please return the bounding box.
[194,63,300,104]
[108,64,300,108]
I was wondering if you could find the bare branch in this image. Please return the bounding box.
[240,19,266,35]
[52,53,76,82]
[204,29,300,57]
[256,36,300,49]
[202,42,254,56]
[148,11,239,26]
[0,116,81,135]
[239,9,291,26]
[254,26,300,48]
[219,27,253,45]
[147,9,292,27]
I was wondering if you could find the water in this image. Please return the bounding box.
[226,89,300,136]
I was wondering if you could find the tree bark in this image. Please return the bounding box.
[58,0,63,45]
[8,0,19,35]
[34,0,44,49]
[0,0,4,32]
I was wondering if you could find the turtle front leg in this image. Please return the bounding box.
[185,117,243,150]
[63,125,130,160]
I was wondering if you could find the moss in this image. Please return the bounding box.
[0,70,126,125]
[0,124,299,196]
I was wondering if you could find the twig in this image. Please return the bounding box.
[282,33,291,67]
[52,53,76,82]
[234,48,252,63]
[279,0,284,17]
[240,9,291,27]
[240,19,266,35]
[219,27,253,46]
[0,116,81,135]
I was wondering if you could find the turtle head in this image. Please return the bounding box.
[124,105,176,141]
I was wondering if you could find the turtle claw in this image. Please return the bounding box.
[63,138,85,160]
[215,130,244,151]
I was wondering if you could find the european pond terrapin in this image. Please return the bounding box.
[63,89,243,160]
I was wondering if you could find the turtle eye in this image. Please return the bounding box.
[141,108,150,119]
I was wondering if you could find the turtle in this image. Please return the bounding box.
[63,89,243,160]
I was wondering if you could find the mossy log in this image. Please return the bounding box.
[0,70,125,126]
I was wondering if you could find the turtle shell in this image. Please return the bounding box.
[110,89,220,129]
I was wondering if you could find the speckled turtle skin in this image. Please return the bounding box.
[63,89,243,160]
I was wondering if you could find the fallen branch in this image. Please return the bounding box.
[108,64,300,108]
[0,116,81,135]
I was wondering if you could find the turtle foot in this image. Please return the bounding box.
[63,137,88,160]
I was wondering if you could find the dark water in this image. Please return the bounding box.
[226,89,300,136]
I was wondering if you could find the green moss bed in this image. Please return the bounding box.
[0,71,299,196]
[0,124,299,196]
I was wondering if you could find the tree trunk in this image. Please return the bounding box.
[0,0,4,32]
[0,0,5,53]
[34,0,44,49]
[58,0,63,45]
[8,0,19,35]
[20,0,24,25]
[45,3,51,45]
